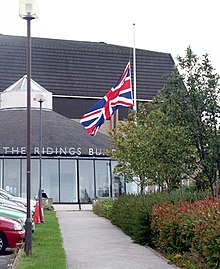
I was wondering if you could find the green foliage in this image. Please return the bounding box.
[110,106,151,193]
[43,204,54,211]
[92,198,114,219]
[158,47,220,195]
[143,107,197,191]
[110,194,152,244]
[151,197,220,269]
[110,103,196,193]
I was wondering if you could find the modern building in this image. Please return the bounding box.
[0,34,175,203]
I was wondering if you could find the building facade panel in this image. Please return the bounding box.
[0,157,126,203]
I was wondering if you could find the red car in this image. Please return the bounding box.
[0,216,25,254]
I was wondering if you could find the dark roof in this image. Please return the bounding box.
[0,109,111,156]
[0,34,175,101]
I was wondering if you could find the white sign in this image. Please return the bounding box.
[1,146,109,156]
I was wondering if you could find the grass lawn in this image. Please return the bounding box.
[16,209,67,269]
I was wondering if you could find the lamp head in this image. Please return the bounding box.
[19,0,38,19]
[34,93,46,103]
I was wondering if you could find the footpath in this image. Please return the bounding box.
[54,205,178,269]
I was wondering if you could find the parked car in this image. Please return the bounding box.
[0,188,36,212]
[0,216,25,254]
[0,207,35,233]
[0,198,24,207]
[0,197,27,209]
[0,207,26,226]
[0,203,27,214]
[0,195,27,209]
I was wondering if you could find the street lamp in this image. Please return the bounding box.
[34,93,46,223]
[19,0,38,256]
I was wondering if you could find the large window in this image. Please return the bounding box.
[41,159,59,202]
[60,160,77,202]
[31,159,40,199]
[21,159,40,199]
[4,159,20,196]
[95,160,110,198]
[111,161,125,197]
[78,160,94,202]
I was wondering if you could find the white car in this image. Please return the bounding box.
[0,188,36,213]
[0,198,23,207]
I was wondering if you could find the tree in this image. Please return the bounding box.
[110,106,151,194]
[158,47,220,195]
[144,107,197,192]
[110,104,196,193]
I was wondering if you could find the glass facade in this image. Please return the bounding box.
[60,160,77,203]
[4,159,21,196]
[95,160,110,198]
[79,160,94,203]
[111,161,126,197]
[0,157,125,203]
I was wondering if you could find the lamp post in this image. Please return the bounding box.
[34,93,45,222]
[19,0,38,256]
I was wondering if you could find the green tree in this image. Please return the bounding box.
[110,106,151,194]
[158,47,220,195]
[145,108,197,192]
[110,104,196,193]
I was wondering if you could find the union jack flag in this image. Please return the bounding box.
[80,62,133,136]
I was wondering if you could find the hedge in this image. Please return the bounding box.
[113,190,209,244]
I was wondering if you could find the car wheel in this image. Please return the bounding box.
[0,233,7,255]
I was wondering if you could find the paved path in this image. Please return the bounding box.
[55,205,178,269]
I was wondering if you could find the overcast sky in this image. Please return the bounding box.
[1,0,220,73]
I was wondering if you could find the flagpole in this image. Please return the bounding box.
[133,23,137,111]
[114,110,118,132]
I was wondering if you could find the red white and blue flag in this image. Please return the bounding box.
[80,62,133,136]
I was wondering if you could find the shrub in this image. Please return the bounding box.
[191,197,220,268]
[110,194,152,244]
[151,201,195,253]
[92,198,114,219]
[151,197,220,269]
